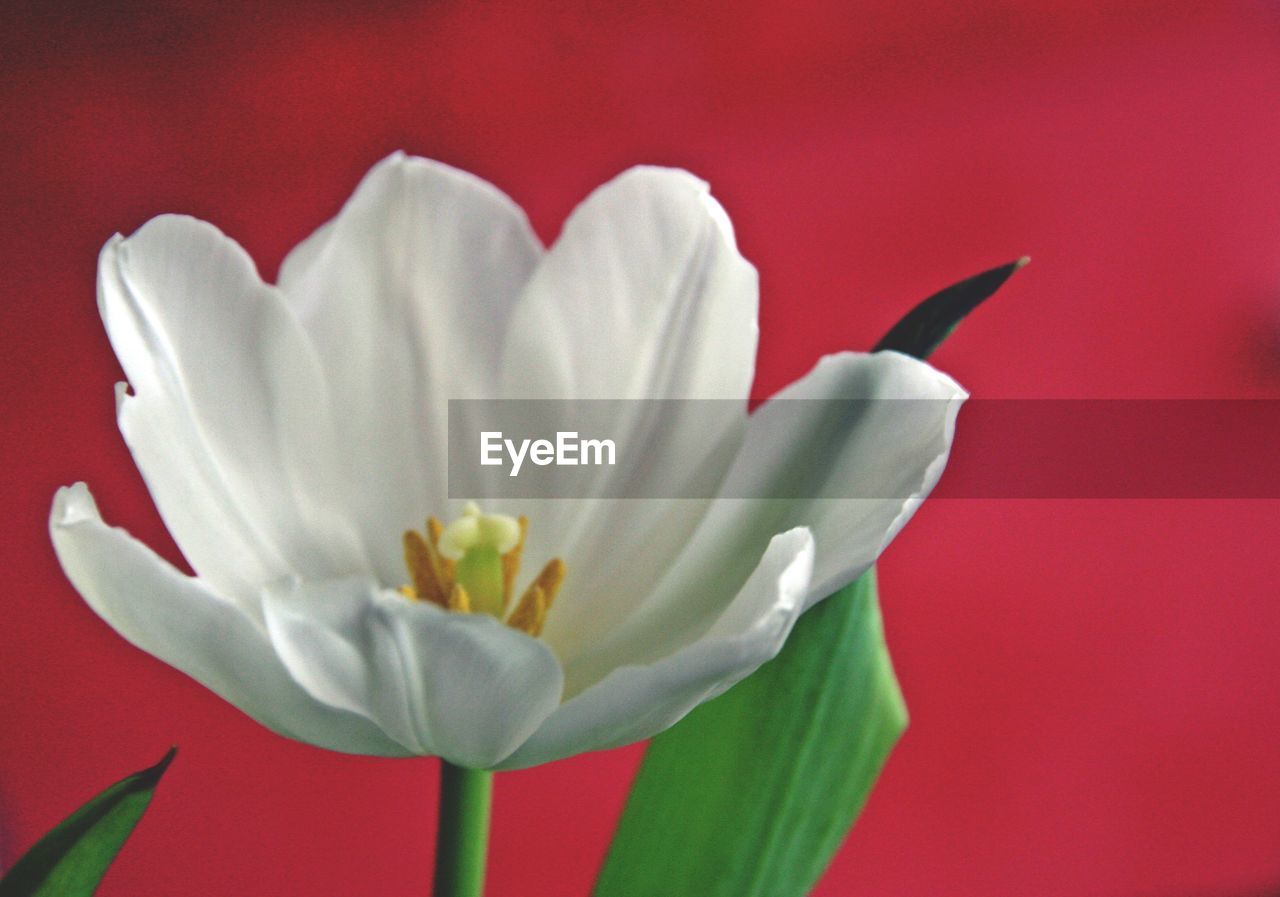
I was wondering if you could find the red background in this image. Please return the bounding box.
[3,1,1280,894]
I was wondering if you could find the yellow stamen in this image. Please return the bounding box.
[526,557,566,607]
[447,583,472,613]
[426,517,456,584]
[402,530,447,606]
[507,585,548,637]
[507,558,566,636]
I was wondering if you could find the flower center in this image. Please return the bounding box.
[401,502,565,637]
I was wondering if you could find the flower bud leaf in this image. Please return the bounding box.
[0,748,175,897]
[873,257,1028,359]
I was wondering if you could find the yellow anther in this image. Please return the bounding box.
[526,557,566,608]
[507,558,565,637]
[427,516,445,544]
[402,529,447,606]
[507,585,548,637]
[426,517,455,583]
[447,583,472,613]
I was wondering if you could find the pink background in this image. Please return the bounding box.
[3,1,1280,894]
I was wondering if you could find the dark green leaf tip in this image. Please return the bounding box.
[873,256,1028,361]
[136,747,177,787]
[0,748,177,897]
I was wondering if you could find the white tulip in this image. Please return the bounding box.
[49,154,965,769]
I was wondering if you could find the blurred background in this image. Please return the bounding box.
[2,0,1279,894]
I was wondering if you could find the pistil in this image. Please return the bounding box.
[402,502,564,637]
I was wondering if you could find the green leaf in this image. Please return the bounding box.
[595,571,903,897]
[0,749,175,897]
[873,257,1028,359]
[596,262,1023,897]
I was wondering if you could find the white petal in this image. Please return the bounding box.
[497,528,814,770]
[277,153,544,584]
[497,168,759,663]
[100,216,366,605]
[568,351,963,690]
[262,577,564,768]
[500,166,757,402]
[714,351,966,604]
[49,484,406,756]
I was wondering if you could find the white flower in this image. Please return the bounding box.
[49,154,965,769]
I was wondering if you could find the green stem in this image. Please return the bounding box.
[433,761,493,897]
